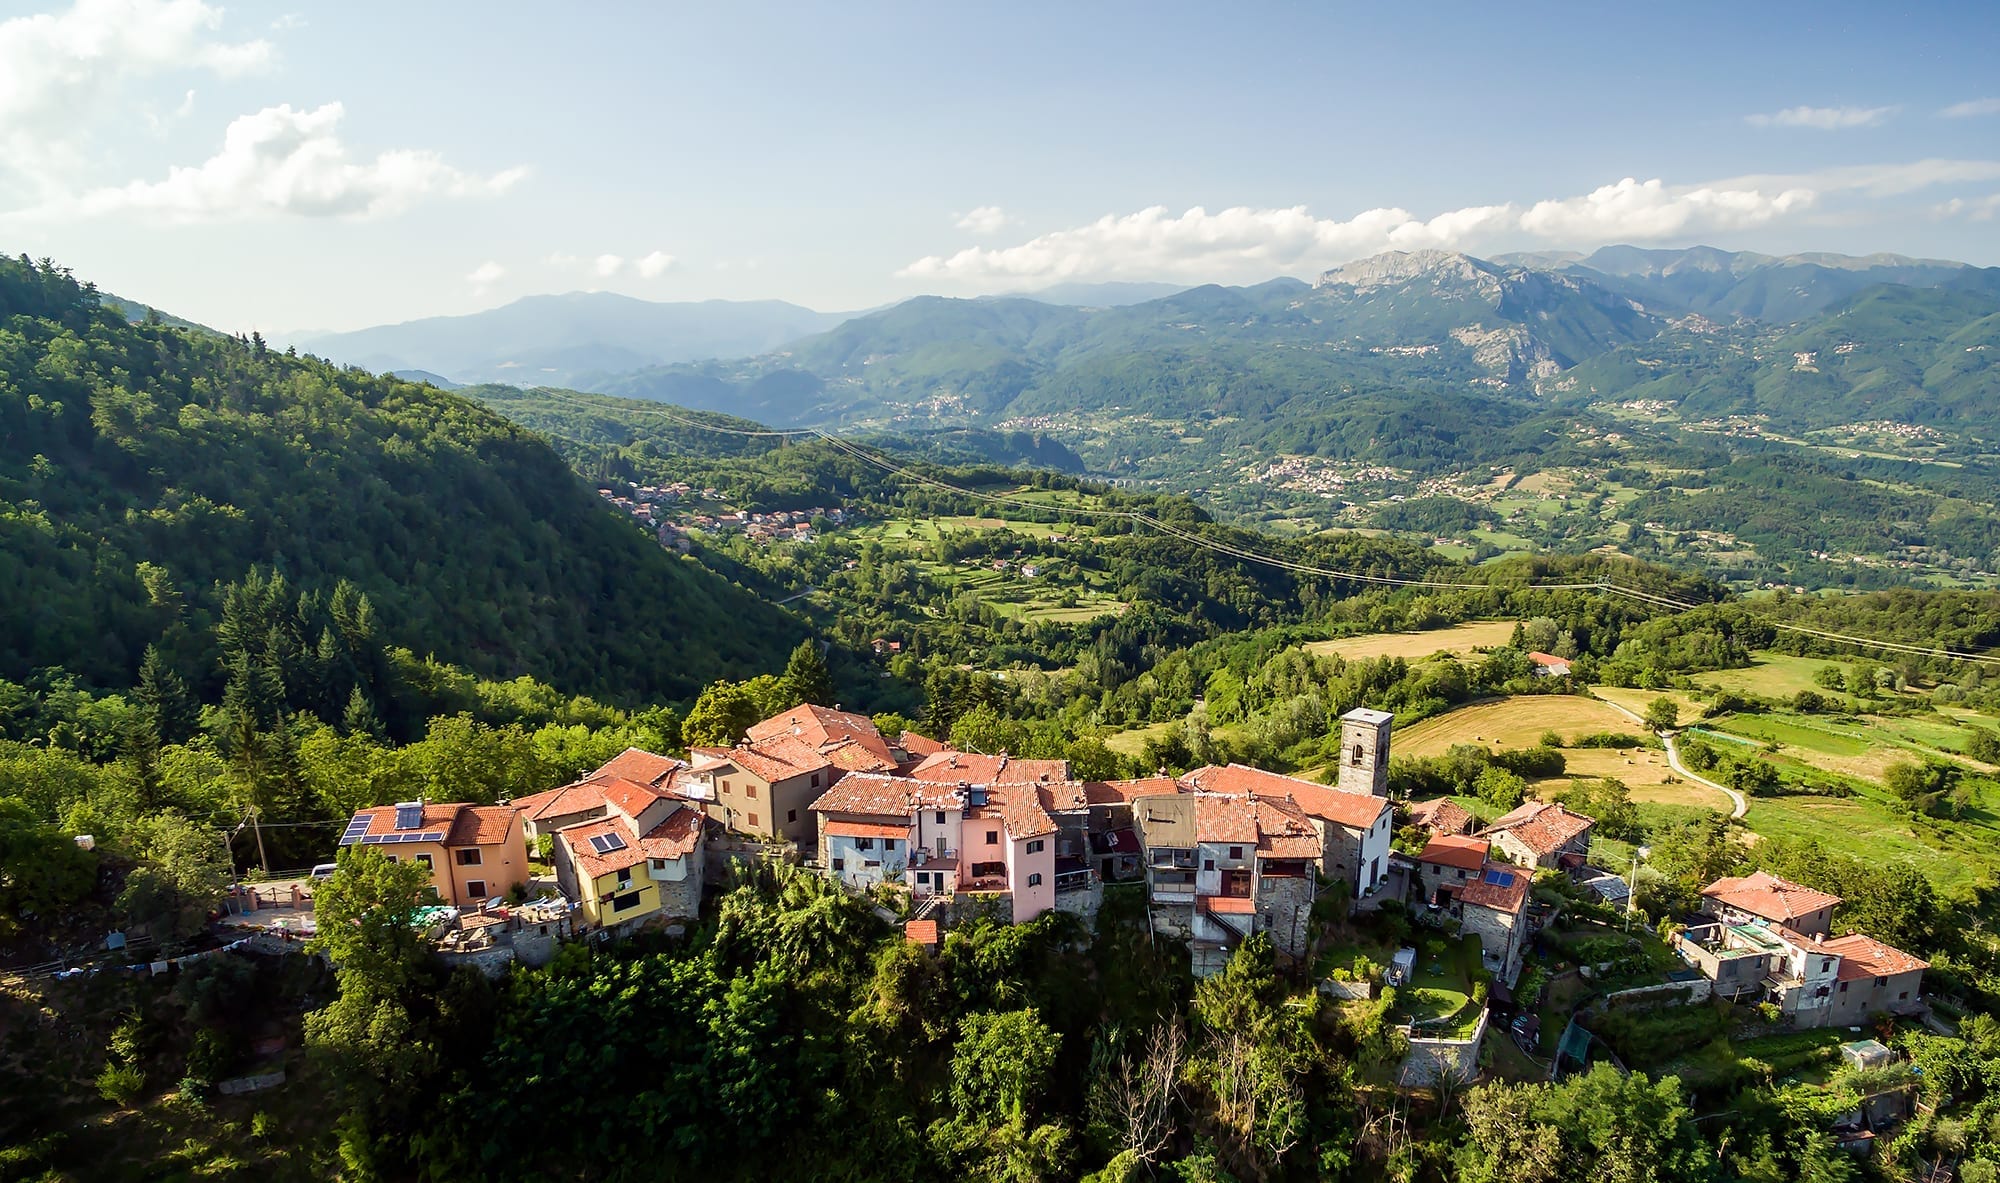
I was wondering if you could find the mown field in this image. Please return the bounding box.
[1303,619,1517,662]
[1394,696,1640,757]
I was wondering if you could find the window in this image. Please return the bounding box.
[857,837,875,850]
[747,813,760,828]
[415,853,434,870]
[1228,846,1243,860]
[1821,958,1831,972]
[810,772,821,788]
[1351,743,1364,766]
[651,858,667,871]
[1456,868,1466,879]
[1027,873,1042,887]
[986,831,999,845]
[1203,859,1215,872]
[612,892,643,913]
[1026,839,1044,854]
[745,784,757,800]
[455,848,482,867]
[788,809,798,823]
[1875,976,1887,987]
[1839,981,1849,993]
[832,858,845,871]
[465,880,486,899]
[935,811,946,824]
[1899,991,1909,1000]
[384,854,399,864]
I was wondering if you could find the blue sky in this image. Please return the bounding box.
[3,0,1998,332]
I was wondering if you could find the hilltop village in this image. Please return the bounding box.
[318,701,1930,1085]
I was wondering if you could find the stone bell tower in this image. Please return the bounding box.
[1337,707,1393,797]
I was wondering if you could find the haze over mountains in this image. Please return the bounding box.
[291,245,1994,428]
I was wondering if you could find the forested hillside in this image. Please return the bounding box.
[0,255,798,703]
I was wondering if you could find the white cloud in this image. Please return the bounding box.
[465,260,505,286]
[955,205,1012,235]
[898,161,1992,286]
[1934,193,2000,221]
[73,102,527,220]
[1941,97,2000,118]
[1745,105,1895,129]
[635,250,676,278]
[0,0,272,184]
[593,253,624,277]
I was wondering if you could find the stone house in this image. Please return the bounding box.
[1479,801,1594,871]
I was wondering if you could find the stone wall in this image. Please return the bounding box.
[1258,875,1316,959]
[654,863,703,919]
[1602,979,1712,1009]
[1397,1006,1490,1088]
[1321,978,1375,1001]
[1054,881,1103,925]
[1458,901,1524,986]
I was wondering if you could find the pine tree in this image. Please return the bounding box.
[135,644,200,746]
[782,639,836,708]
[342,686,384,741]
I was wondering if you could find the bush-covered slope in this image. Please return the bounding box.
[0,255,799,702]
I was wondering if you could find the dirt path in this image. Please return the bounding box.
[1587,692,1748,820]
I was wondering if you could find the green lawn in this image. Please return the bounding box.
[1744,792,1988,897]
[1711,714,1874,757]
[1692,652,1854,701]
[1393,933,1486,1038]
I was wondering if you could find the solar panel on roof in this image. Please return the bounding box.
[1483,869,1514,887]
[589,832,628,854]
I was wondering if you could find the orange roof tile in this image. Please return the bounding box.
[590,747,684,787]
[558,816,646,878]
[1203,894,1256,915]
[1408,798,1474,835]
[1183,764,1389,830]
[1455,862,1531,912]
[973,782,1057,839]
[637,807,703,861]
[1701,871,1842,924]
[1481,801,1594,857]
[825,819,910,840]
[511,774,667,824]
[1192,795,1259,844]
[899,732,947,758]
[905,919,939,946]
[345,802,462,839]
[1037,781,1090,813]
[446,805,518,847]
[1084,777,1181,805]
[1823,933,1929,980]
[909,751,1071,784]
[1419,834,1489,872]
[1528,651,1570,668]
[747,704,895,761]
[812,772,959,818]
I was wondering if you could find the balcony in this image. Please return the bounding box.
[910,847,960,870]
[1148,848,1197,870]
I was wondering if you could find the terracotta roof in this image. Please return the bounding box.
[1480,801,1594,857]
[1192,795,1260,844]
[638,807,702,860]
[811,772,960,818]
[1038,782,1090,813]
[1084,777,1180,805]
[689,734,836,782]
[510,780,610,822]
[972,783,1057,839]
[824,819,910,840]
[1183,764,1389,830]
[446,805,517,847]
[747,704,895,761]
[1252,796,1324,860]
[909,751,1071,784]
[558,817,646,878]
[344,802,462,840]
[590,747,684,787]
[1419,834,1489,872]
[1824,933,1929,980]
[905,919,939,946]
[1408,798,1474,835]
[511,774,667,824]
[899,732,947,758]
[1701,871,1842,924]
[1528,651,1570,668]
[560,804,701,877]
[1203,894,1256,915]
[1455,862,1531,913]
[821,738,900,773]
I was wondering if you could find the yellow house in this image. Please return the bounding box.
[338,800,529,907]
[551,800,705,935]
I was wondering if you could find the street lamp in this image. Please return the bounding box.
[1625,845,1652,932]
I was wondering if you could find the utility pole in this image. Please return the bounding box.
[251,805,270,876]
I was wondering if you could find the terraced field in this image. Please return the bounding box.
[1394,696,1641,757]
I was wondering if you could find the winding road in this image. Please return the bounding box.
[1588,694,1748,820]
